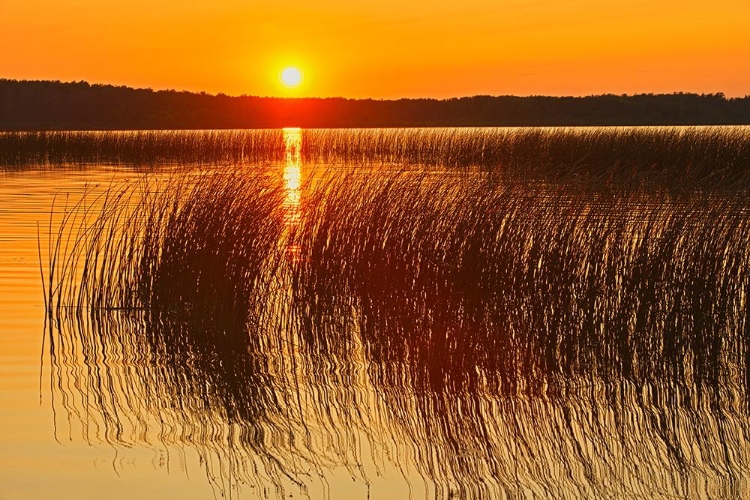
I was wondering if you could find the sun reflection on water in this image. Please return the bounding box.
[283,128,302,260]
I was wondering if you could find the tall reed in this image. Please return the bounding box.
[289,171,750,496]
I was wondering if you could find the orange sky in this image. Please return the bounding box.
[1,0,749,98]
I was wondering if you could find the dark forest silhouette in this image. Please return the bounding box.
[1,78,749,130]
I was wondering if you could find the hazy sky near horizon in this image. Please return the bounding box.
[1,0,749,98]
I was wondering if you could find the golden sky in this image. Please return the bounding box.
[1,0,749,98]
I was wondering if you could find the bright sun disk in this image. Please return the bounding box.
[280,67,302,88]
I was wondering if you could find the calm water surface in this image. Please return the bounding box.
[2,128,750,499]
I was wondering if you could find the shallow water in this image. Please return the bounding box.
[2,128,750,499]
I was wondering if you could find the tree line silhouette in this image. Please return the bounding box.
[1,78,749,130]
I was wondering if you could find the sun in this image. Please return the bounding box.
[280,67,302,88]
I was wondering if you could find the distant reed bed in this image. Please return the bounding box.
[5,126,750,191]
[1,129,285,166]
[300,126,750,190]
[43,166,750,497]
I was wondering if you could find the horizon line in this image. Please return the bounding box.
[3,77,748,101]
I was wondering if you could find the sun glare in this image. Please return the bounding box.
[280,67,302,88]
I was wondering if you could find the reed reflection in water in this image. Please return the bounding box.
[42,134,750,498]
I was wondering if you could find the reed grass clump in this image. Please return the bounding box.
[290,171,750,495]
[45,169,288,421]
[43,165,750,498]
[293,172,750,401]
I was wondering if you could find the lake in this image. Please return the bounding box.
[1,127,749,499]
